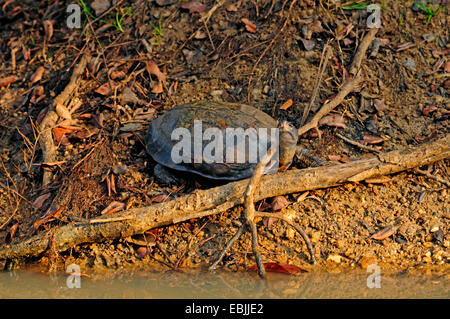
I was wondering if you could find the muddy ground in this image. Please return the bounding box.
[0,0,449,280]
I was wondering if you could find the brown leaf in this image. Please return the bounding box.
[100,201,125,215]
[91,0,110,16]
[365,176,391,184]
[279,99,293,110]
[422,106,437,116]
[95,83,112,96]
[444,61,450,73]
[193,30,207,39]
[146,61,166,82]
[150,194,170,204]
[34,204,61,229]
[32,193,51,209]
[373,99,388,112]
[0,75,19,87]
[110,70,126,80]
[362,134,384,144]
[43,20,54,42]
[227,4,238,11]
[5,223,19,245]
[300,38,316,51]
[241,18,257,33]
[152,81,164,94]
[248,262,306,274]
[271,196,290,211]
[30,66,45,84]
[319,114,346,128]
[370,225,398,240]
[181,1,206,14]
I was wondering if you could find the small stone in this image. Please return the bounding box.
[423,242,432,248]
[285,227,295,240]
[310,231,321,244]
[443,240,449,248]
[327,254,343,263]
[336,238,346,249]
[210,90,223,97]
[359,255,377,270]
[423,256,432,263]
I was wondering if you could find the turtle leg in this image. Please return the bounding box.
[153,164,185,185]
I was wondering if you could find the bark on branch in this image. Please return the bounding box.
[1,135,448,260]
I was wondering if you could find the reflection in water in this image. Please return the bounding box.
[0,270,448,299]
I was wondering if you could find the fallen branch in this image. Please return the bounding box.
[39,55,90,185]
[297,28,378,137]
[1,135,448,260]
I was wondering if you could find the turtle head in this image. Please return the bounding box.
[278,121,298,168]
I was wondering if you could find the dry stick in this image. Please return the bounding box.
[300,44,332,126]
[0,135,449,260]
[335,133,381,154]
[415,168,450,187]
[297,28,378,137]
[39,55,90,185]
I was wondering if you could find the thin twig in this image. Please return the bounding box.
[335,133,381,154]
[415,168,450,187]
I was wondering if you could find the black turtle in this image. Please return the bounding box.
[145,100,298,183]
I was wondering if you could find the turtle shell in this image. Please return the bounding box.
[145,101,280,180]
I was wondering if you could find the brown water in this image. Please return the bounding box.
[0,270,448,299]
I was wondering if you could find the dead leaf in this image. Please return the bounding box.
[91,0,110,16]
[150,194,170,204]
[146,61,166,82]
[100,201,125,215]
[110,70,126,80]
[43,20,53,42]
[271,196,290,211]
[371,225,398,240]
[280,99,293,110]
[227,4,238,11]
[30,66,45,84]
[422,106,437,116]
[34,204,61,229]
[181,1,206,14]
[120,87,140,104]
[5,223,19,244]
[193,30,207,39]
[365,176,391,184]
[373,99,388,112]
[362,134,384,144]
[152,81,164,94]
[155,0,174,6]
[319,114,346,128]
[241,18,257,33]
[95,83,112,96]
[248,262,306,274]
[444,61,450,73]
[32,193,51,209]
[300,38,316,51]
[0,75,19,87]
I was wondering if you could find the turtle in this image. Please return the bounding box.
[145,100,298,184]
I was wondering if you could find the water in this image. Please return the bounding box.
[0,270,448,299]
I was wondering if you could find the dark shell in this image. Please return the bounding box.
[145,101,279,180]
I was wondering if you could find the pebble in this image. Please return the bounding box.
[326,254,343,263]
[210,90,223,97]
[359,256,378,270]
